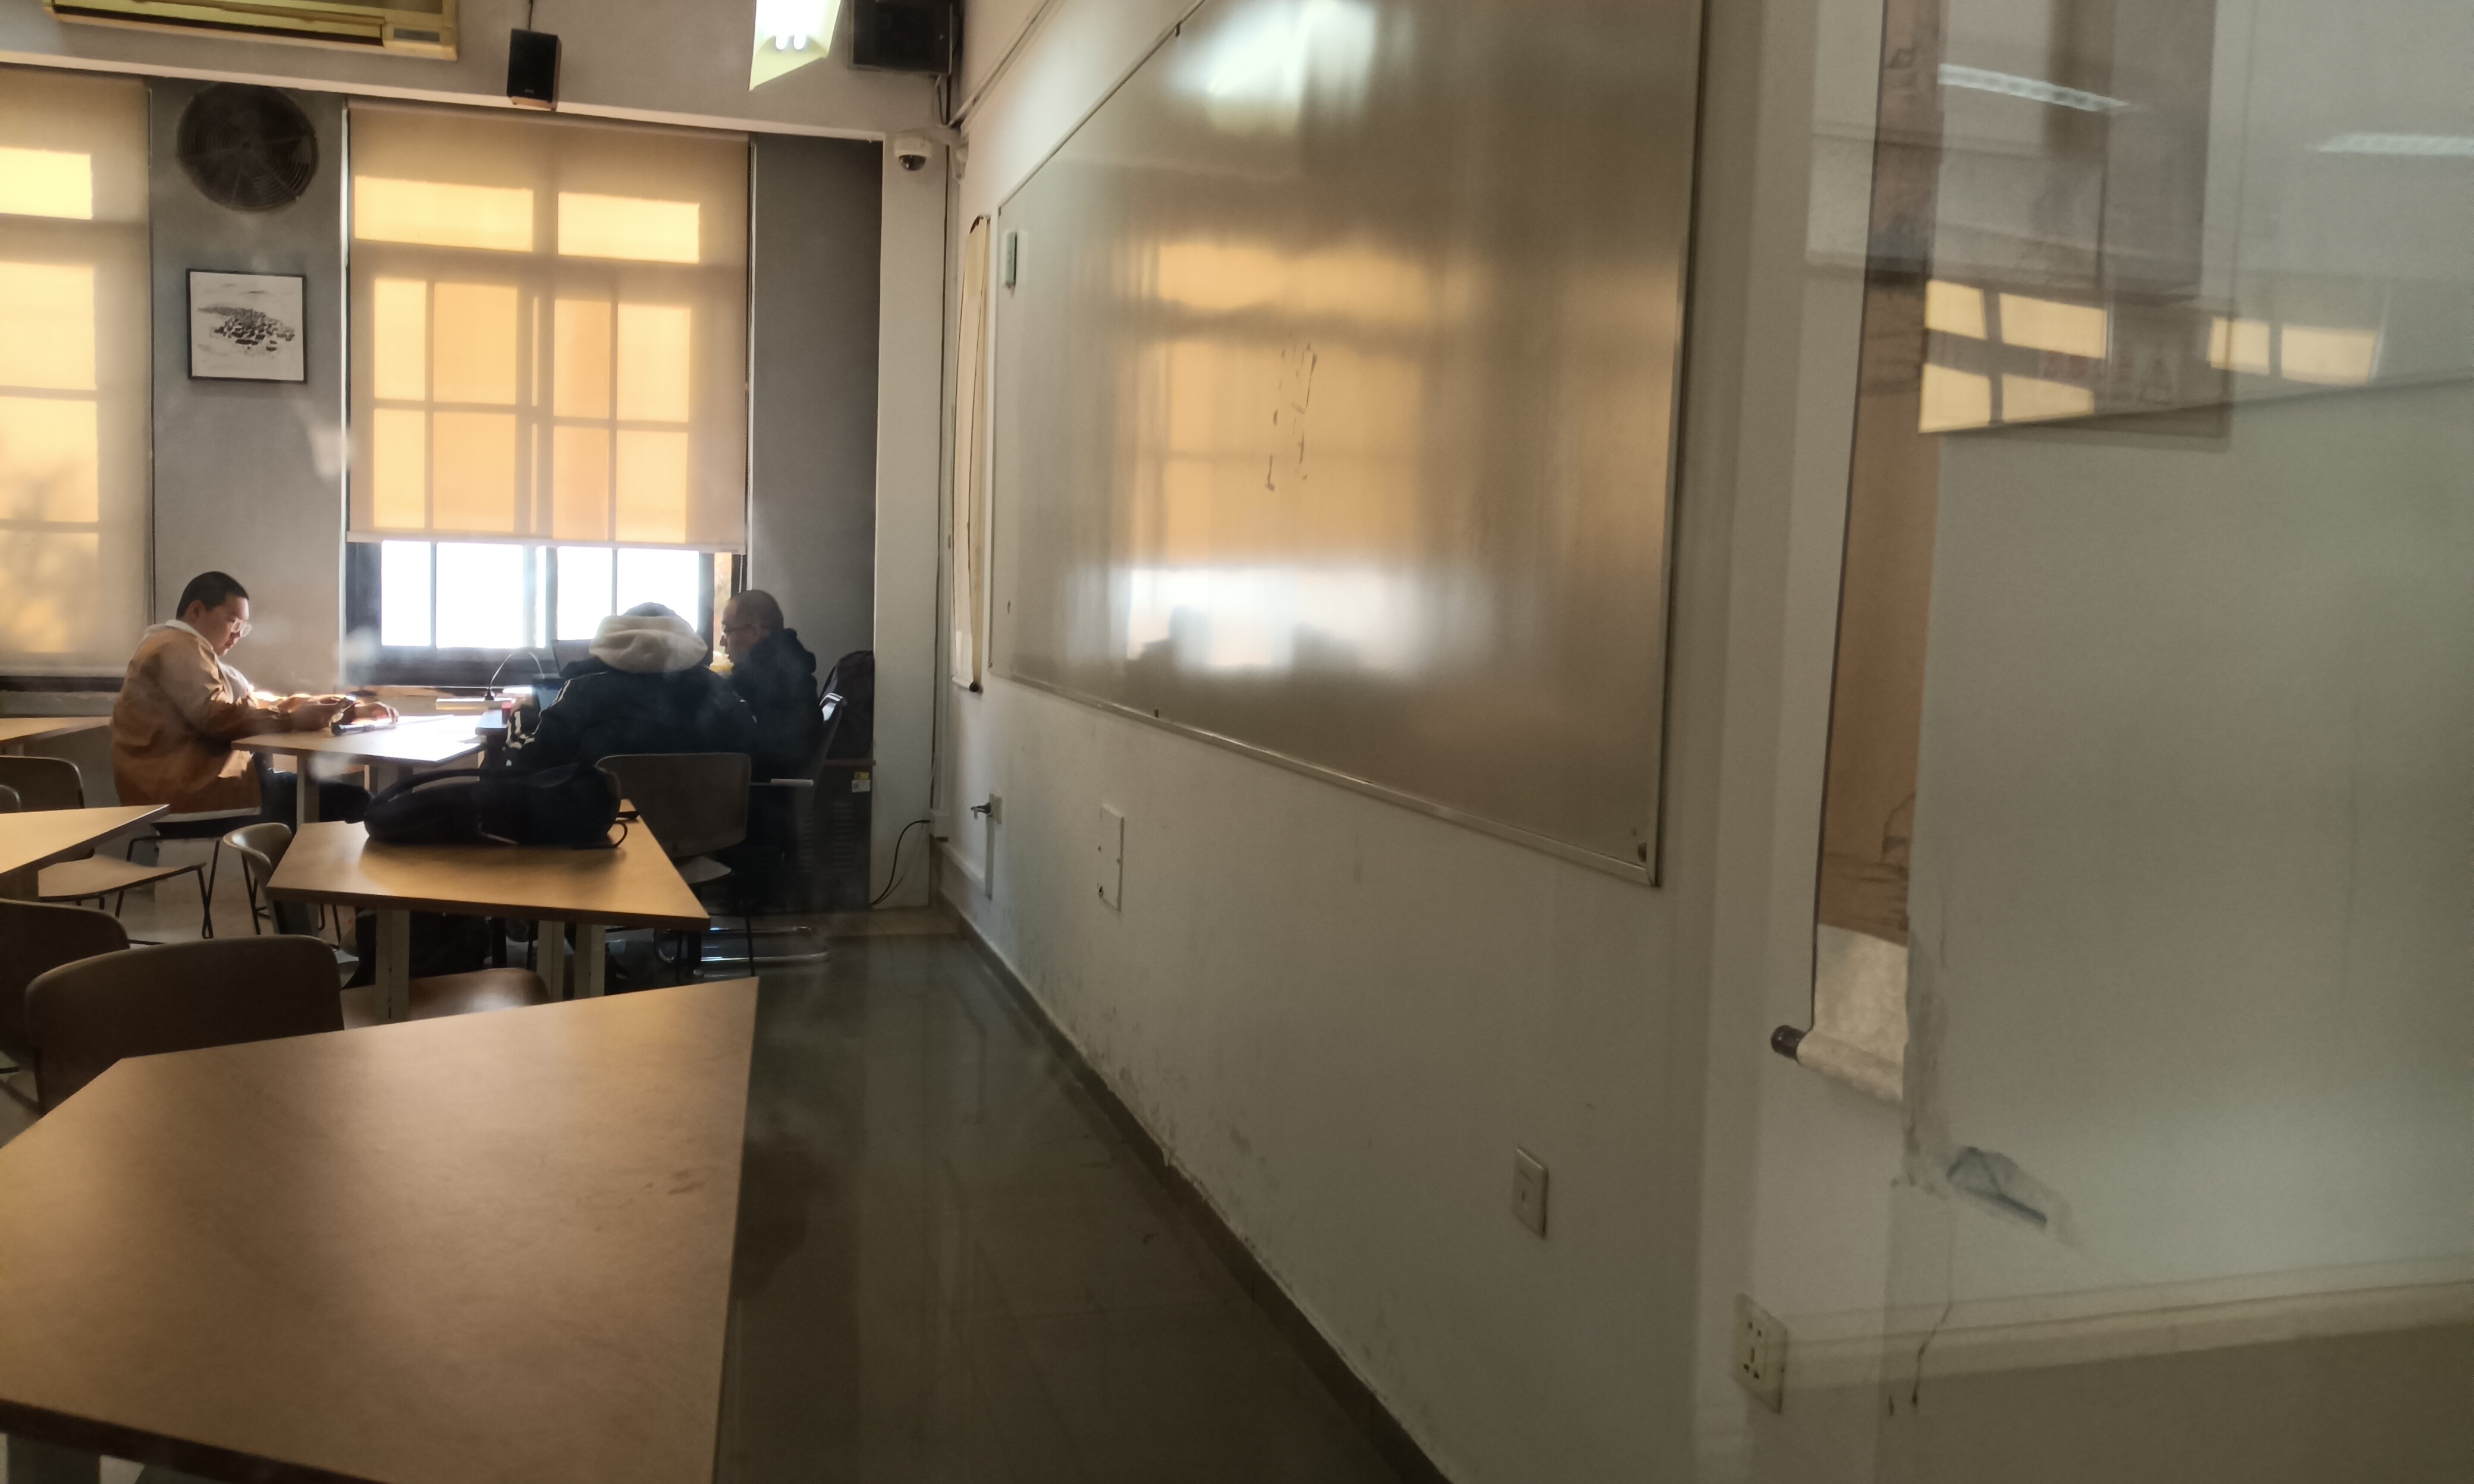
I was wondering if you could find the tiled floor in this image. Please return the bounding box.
[1,873,1400,1483]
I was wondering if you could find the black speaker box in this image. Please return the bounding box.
[507,29,561,110]
[853,0,953,74]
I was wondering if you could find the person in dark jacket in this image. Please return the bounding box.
[516,603,754,771]
[719,589,824,779]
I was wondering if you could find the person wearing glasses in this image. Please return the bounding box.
[111,571,387,822]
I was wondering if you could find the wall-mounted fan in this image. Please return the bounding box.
[176,84,319,212]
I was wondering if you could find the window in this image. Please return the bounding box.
[0,71,147,673]
[343,103,748,674]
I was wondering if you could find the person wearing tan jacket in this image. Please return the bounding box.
[112,571,371,818]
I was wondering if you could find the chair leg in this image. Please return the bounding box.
[196,864,214,939]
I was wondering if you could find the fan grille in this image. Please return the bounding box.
[177,85,319,213]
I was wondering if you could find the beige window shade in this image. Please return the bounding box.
[0,68,149,672]
[347,103,749,551]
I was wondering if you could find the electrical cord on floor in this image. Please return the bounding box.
[871,818,934,908]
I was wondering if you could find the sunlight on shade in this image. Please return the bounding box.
[371,408,426,527]
[432,282,519,405]
[0,262,97,391]
[2279,325,2378,385]
[371,279,427,400]
[1186,0,1377,131]
[0,395,99,522]
[0,532,97,653]
[617,304,692,421]
[2002,373,2096,422]
[555,298,614,418]
[0,147,93,219]
[1999,294,2108,359]
[355,178,535,252]
[752,0,841,87]
[379,540,432,646]
[1918,363,1991,431]
[552,425,612,540]
[559,194,701,265]
[2208,316,2272,375]
[1924,279,1985,338]
[434,542,528,649]
[614,429,690,542]
[431,411,517,532]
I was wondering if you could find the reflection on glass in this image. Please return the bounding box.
[1924,279,1986,338]
[378,540,432,647]
[2209,316,2273,374]
[1151,241,1433,327]
[1999,372,2096,422]
[556,545,615,641]
[0,262,97,391]
[1919,363,1992,432]
[434,542,528,649]
[1123,567,1420,674]
[0,146,93,219]
[1183,0,1377,130]
[615,545,699,622]
[1996,293,2108,359]
[354,178,534,252]
[558,194,701,265]
[2278,325,2378,385]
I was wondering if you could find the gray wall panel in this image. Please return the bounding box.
[990,0,1703,875]
[748,134,884,672]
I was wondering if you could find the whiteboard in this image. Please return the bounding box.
[991,0,1704,877]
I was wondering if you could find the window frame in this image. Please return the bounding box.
[343,539,724,687]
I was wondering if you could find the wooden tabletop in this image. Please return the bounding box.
[266,820,710,928]
[0,806,165,879]
[232,718,485,768]
[0,979,759,1484]
[0,716,109,748]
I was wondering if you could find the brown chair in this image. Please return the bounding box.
[0,783,19,812]
[218,821,552,1027]
[596,753,752,974]
[25,936,343,1112]
[0,900,130,1100]
[0,756,214,939]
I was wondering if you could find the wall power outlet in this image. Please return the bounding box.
[1733,1294,1788,1412]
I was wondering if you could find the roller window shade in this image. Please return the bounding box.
[0,68,149,672]
[347,103,749,552]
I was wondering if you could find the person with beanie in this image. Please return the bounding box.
[513,603,754,771]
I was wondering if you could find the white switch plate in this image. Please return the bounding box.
[1733,1294,1788,1412]
[1095,804,1124,909]
[1511,1147,1549,1238]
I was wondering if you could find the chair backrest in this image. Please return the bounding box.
[596,753,751,860]
[222,821,319,935]
[0,755,85,812]
[0,783,18,812]
[0,900,130,1065]
[26,935,345,1112]
[817,649,874,760]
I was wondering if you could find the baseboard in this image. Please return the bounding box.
[952,911,1454,1484]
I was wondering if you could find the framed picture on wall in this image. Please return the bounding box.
[188,271,305,382]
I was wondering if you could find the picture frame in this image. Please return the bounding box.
[188,270,306,382]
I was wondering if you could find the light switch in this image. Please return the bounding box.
[1095,804,1123,909]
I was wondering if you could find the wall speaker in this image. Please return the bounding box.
[507,29,561,110]
[852,0,952,74]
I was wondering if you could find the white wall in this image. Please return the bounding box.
[0,0,939,139]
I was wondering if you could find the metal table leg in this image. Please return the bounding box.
[376,907,410,1022]
[574,924,606,998]
[540,920,568,1000]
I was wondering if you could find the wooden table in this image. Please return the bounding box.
[0,978,758,1484]
[266,821,709,1019]
[233,719,486,828]
[0,718,108,756]
[0,806,165,900]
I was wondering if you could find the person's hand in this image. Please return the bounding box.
[291,697,352,731]
[349,700,398,724]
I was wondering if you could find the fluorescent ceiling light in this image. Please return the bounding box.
[752,0,840,89]
[1939,64,2126,114]
[2318,132,2474,158]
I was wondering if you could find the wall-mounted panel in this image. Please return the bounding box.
[990,0,1704,876]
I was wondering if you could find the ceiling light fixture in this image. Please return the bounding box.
[2318,132,2474,158]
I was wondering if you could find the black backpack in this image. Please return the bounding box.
[818,649,874,760]
[363,763,621,848]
